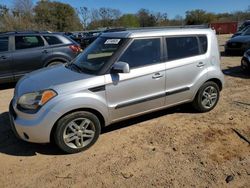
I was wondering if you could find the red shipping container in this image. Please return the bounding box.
[210,22,238,34]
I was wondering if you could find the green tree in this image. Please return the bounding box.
[185,9,215,25]
[118,14,139,27]
[34,0,82,31]
[137,9,156,27]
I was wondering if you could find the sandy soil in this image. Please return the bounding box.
[0,35,249,188]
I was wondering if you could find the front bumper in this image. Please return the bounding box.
[9,102,20,139]
[8,100,60,143]
[224,43,249,54]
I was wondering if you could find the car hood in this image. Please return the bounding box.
[14,65,97,98]
[228,36,250,43]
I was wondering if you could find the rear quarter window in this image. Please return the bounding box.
[43,36,62,45]
[198,35,208,54]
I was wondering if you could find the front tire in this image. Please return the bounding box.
[54,111,101,154]
[192,81,220,112]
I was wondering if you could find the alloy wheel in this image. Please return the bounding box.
[63,118,96,149]
[201,86,218,109]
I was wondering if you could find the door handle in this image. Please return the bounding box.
[197,62,205,67]
[42,50,48,54]
[0,55,6,59]
[152,72,163,79]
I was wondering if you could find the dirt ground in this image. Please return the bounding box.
[0,35,249,188]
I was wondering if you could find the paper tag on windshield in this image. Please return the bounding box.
[104,39,121,44]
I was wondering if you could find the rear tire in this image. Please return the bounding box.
[241,58,250,73]
[54,111,101,154]
[192,81,220,113]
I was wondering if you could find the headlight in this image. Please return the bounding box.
[17,90,57,111]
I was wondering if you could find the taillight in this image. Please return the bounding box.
[69,45,82,53]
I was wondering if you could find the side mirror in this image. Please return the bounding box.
[111,61,130,73]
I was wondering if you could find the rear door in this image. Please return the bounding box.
[164,35,209,105]
[43,35,77,62]
[105,37,166,122]
[11,35,51,80]
[0,36,13,83]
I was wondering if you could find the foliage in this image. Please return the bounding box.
[137,9,156,27]
[118,14,140,28]
[185,9,216,25]
[0,1,249,32]
[34,1,82,31]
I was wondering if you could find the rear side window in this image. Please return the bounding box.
[199,35,208,54]
[119,38,161,68]
[43,36,62,45]
[0,37,8,52]
[15,35,44,50]
[166,36,199,61]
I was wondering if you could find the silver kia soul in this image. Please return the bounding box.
[9,28,224,153]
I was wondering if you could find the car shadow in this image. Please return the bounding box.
[0,104,195,156]
[223,66,250,79]
[102,104,196,134]
[0,112,63,156]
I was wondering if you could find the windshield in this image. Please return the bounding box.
[242,27,250,36]
[70,37,125,74]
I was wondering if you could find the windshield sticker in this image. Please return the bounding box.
[104,39,121,44]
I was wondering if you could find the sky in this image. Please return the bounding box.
[1,0,250,18]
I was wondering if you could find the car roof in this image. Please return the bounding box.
[0,31,64,37]
[101,28,214,38]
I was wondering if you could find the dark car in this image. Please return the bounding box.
[238,20,250,32]
[241,49,250,73]
[231,25,250,38]
[225,28,250,55]
[0,31,81,84]
[79,28,126,49]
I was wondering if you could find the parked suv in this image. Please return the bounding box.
[0,31,81,84]
[9,28,224,153]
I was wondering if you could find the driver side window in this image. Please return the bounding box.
[119,38,161,69]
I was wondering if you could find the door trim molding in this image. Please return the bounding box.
[165,87,190,96]
[115,92,165,109]
[115,86,190,109]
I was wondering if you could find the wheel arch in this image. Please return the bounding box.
[205,78,223,91]
[50,107,105,143]
[44,58,67,67]
[191,77,223,102]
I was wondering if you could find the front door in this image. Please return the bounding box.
[0,36,13,83]
[11,35,50,80]
[105,38,166,122]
